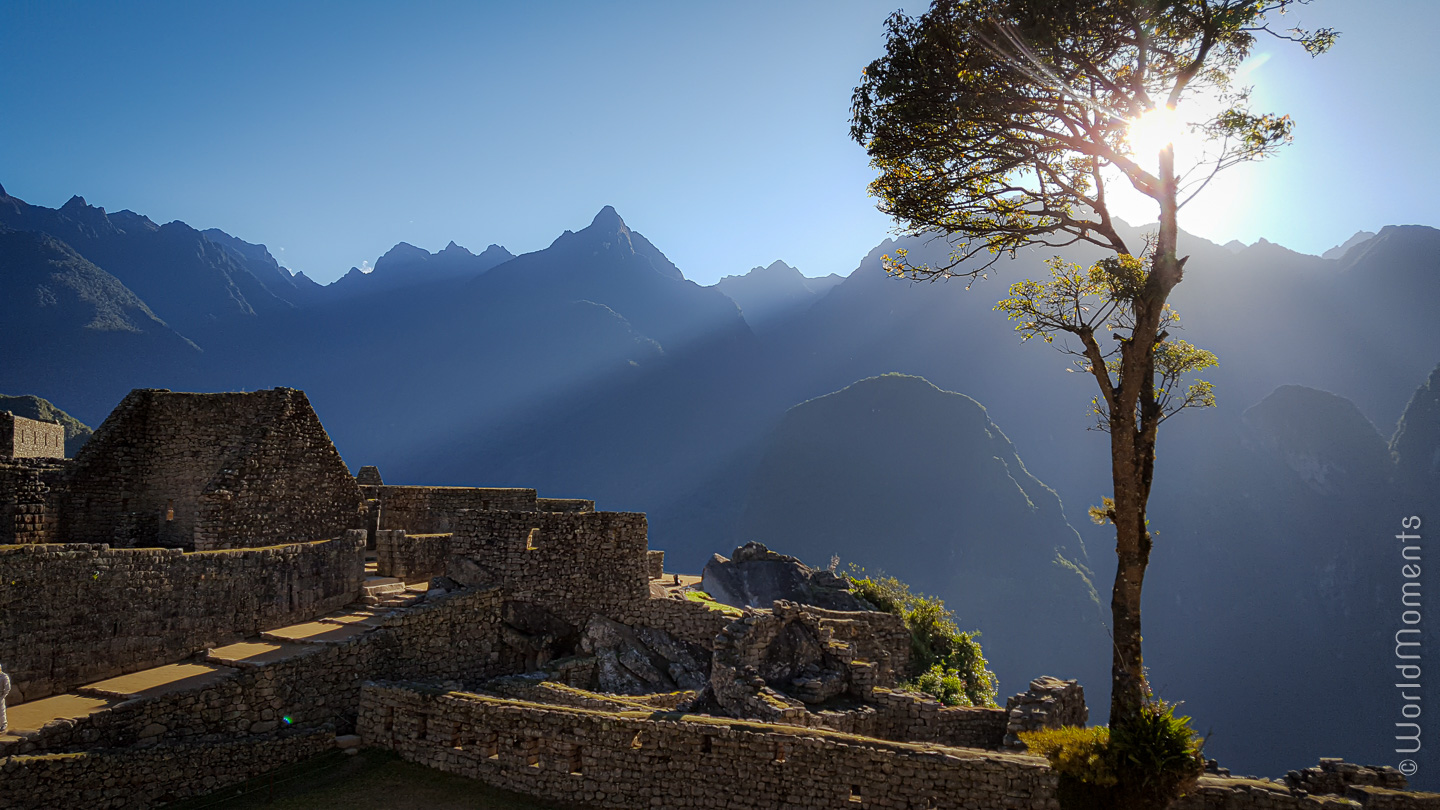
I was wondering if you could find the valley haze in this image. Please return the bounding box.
[1,0,1438,806]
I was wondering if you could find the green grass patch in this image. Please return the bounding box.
[683,590,743,616]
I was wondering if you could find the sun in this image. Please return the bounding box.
[1126,105,1185,168]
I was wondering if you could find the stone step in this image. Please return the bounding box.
[261,620,371,645]
[362,577,404,595]
[77,662,236,701]
[207,640,311,667]
[1,693,117,736]
[318,608,385,627]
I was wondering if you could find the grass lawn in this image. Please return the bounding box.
[168,748,584,810]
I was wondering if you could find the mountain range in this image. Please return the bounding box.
[1,183,1436,787]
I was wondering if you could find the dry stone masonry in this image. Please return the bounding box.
[2,386,1437,810]
[1,413,66,461]
[58,388,360,550]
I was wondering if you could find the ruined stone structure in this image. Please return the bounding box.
[0,459,65,545]
[1,387,1436,810]
[0,413,68,546]
[1,413,66,461]
[57,388,361,550]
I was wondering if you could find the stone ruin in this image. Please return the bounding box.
[0,387,1435,810]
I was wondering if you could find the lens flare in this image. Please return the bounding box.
[1127,106,1183,166]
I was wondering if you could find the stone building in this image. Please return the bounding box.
[0,413,68,545]
[56,388,362,550]
[1,413,66,461]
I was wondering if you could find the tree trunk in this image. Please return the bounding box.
[1108,145,1181,731]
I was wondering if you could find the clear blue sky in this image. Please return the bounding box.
[2,1,1434,285]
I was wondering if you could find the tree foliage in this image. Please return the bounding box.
[849,0,1334,756]
[851,0,1335,275]
[847,566,999,706]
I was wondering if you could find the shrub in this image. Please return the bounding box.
[1020,726,1116,785]
[1019,701,1204,810]
[1109,700,1205,804]
[846,566,998,707]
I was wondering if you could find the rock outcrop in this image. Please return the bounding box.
[578,615,707,695]
[701,542,870,611]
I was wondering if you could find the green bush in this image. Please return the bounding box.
[1019,701,1204,810]
[846,566,998,707]
[1109,700,1205,803]
[1020,726,1116,786]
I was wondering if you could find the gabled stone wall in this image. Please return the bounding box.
[57,389,361,550]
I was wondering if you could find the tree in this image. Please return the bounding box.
[849,0,1334,736]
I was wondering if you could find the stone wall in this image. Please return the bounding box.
[58,388,362,550]
[0,536,363,702]
[0,460,65,545]
[862,688,1010,749]
[647,549,665,580]
[359,684,1060,810]
[375,530,452,583]
[1,413,66,461]
[792,602,913,684]
[0,728,334,810]
[1003,677,1089,749]
[0,586,505,758]
[374,486,541,534]
[614,595,735,649]
[361,685,1440,810]
[536,498,596,513]
[448,510,650,627]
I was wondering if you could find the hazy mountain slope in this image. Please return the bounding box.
[736,373,1107,693]
[1142,382,1431,780]
[0,186,293,337]
[466,206,749,351]
[201,227,324,307]
[712,260,839,331]
[0,227,201,422]
[327,240,514,299]
[1391,363,1440,493]
[0,393,93,456]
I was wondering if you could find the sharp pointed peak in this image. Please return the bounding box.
[589,205,627,232]
[61,195,91,210]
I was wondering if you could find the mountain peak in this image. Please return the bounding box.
[589,205,627,233]
[1322,230,1376,261]
[61,195,92,211]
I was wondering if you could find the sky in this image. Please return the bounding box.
[2,0,1435,286]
